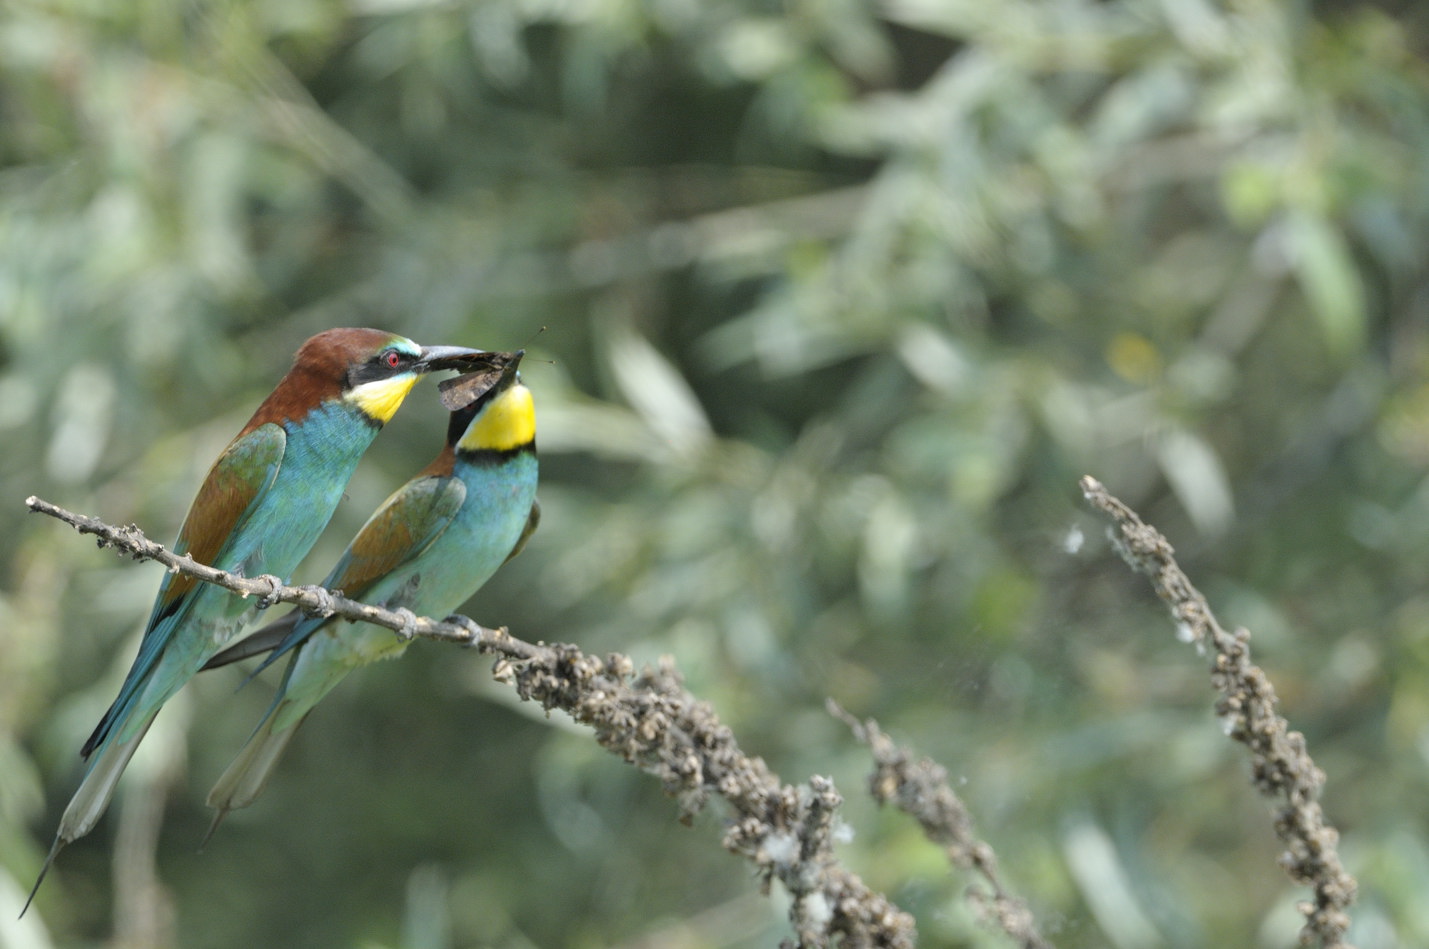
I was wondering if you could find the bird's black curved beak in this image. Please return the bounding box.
[417,345,498,373]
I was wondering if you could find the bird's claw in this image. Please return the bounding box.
[302,584,337,619]
[444,613,487,648]
[254,574,284,609]
[393,607,419,642]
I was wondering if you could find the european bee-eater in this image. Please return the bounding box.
[26,327,493,913]
[201,349,538,831]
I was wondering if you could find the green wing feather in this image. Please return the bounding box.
[210,474,467,675]
[83,423,286,758]
[151,424,288,623]
[326,475,467,600]
[503,497,541,563]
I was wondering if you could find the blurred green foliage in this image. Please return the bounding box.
[2,0,1428,946]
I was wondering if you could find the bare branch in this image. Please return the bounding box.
[24,495,534,656]
[1079,476,1358,949]
[830,700,1053,949]
[26,495,915,948]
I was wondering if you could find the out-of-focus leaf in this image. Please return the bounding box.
[44,364,115,484]
[1157,428,1234,537]
[1062,818,1165,949]
[1284,208,1368,358]
[603,318,714,458]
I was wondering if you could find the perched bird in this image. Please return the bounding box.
[201,349,538,833]
[26,328,493,913]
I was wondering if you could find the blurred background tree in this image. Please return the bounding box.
[2,0,1427,946]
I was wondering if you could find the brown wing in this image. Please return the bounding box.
[146,424,286,629]
[322,474,466,601]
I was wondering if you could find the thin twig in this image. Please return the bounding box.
[1078,476,1358,949]
[24,495,528,654]
[26,495,915,948]
[829,700,1053,949]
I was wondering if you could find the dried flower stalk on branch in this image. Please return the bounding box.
[830,700,1054,949]
[1079,476,1358,949]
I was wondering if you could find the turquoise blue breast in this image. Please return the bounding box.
[228,402,382,581]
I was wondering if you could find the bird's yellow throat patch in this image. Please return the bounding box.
[346,374,420,424]
[459,384,535,453]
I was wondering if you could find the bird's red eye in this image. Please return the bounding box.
[384,350,402,369]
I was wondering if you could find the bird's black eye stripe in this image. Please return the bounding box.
[348,347,414,388]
